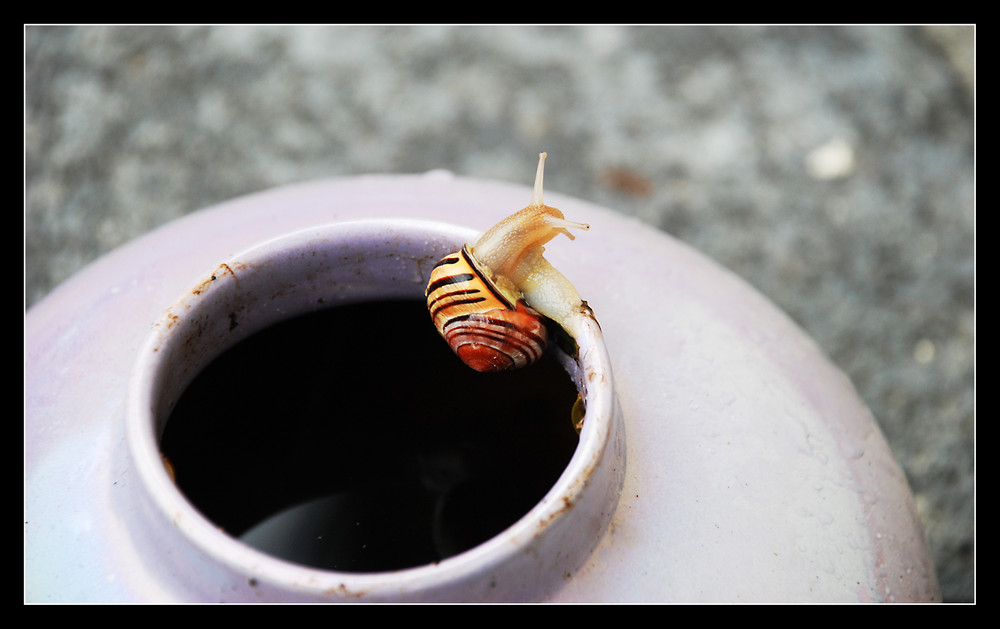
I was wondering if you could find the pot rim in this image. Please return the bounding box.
[124,218,622,601]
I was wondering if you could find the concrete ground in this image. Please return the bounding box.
[24,25,974,602]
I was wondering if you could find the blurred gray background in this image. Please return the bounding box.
[24,25,974,602]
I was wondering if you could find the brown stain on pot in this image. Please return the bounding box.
[192,263,238,295]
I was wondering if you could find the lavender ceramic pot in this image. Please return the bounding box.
[24,171,939,602]
[124,218,621,602]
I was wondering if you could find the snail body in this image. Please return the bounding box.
[426,153,593,372]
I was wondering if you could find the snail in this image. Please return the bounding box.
[425,153,595,372]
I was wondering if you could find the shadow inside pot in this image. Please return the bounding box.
[160,300,580,572]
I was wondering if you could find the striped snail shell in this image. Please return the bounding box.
[425,153,592,372]
[426,245,549,372]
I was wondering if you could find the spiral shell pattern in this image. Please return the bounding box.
[426,245,548,372]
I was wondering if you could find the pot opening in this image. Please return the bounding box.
[158,298,580,572]
[127,220,620,600]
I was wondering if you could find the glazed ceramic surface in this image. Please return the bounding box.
[24,171,939,602]
[123,218,622,602]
